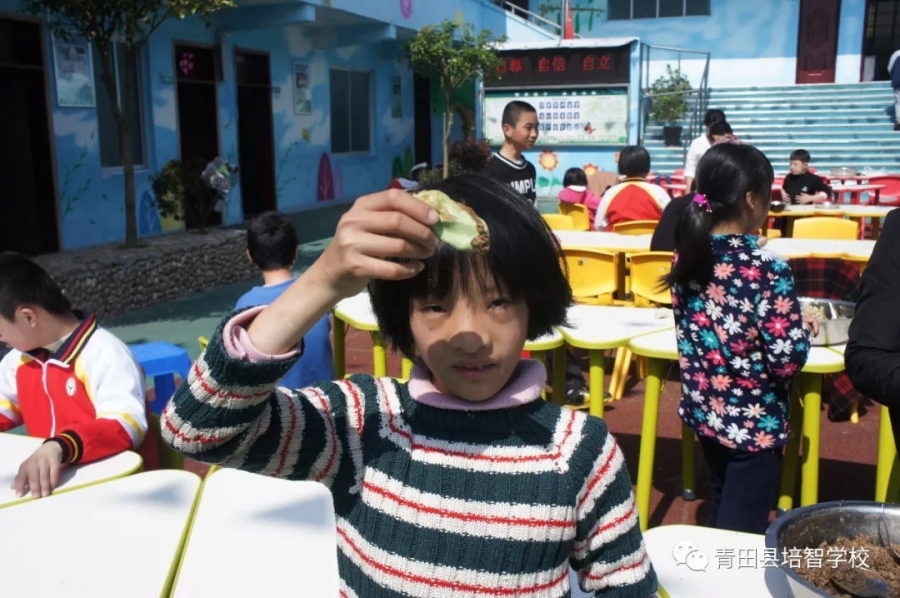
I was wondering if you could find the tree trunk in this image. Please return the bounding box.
[443,91,454,179]
[121,46,138,246]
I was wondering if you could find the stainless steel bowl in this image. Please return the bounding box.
[765,501,900,598]
[799,298,854,347]
[830,167,859,177]
[771,201,787,213]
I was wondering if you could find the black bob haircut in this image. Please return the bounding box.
[246,211,299,272]
[368,174,573,359]
[618,145,651,178]
[0,252,72,321]
[501,100,537,128]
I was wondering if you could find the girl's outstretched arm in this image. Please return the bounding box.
[161,188,440,484]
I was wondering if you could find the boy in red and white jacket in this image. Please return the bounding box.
[0,252,151,499]
[595,146,670,232]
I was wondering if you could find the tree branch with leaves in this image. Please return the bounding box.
[22,0,234,246]
[401,20,506,179]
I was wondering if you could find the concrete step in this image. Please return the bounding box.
[709,82,891,95]
[708,100,893,111]
[646,122,898,132]
[644,138,900,149]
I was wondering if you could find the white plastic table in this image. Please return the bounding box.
[558,305,674,417]
[766,238,875,260]
[172,468,339,597]
[554,231,652,252]
[0,432,143,508]
[0,470,201,597]
[644,524,791,597]
[627,329,846,529]
[333,292,567,400]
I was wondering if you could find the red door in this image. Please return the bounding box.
[796,0,842,83]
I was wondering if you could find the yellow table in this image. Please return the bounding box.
[171,468,339,597]
[0,470,200,597]
[558,305,674,418]
[628,329,846,530]
[0,432,143,509]
[333,292,566,400]
[555,231,653,301]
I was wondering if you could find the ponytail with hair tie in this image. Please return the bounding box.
[662,143,774,289]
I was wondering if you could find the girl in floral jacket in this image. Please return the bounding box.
[662,143,819,534]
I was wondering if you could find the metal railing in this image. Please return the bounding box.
[637,43,711,159]
[487,0,565,37]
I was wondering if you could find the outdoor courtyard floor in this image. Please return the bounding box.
[103,236,884,528]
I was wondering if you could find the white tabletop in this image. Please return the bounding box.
[560,305,674,350]
[173,468,339,597]
[766,238,874,260]
[554,230,652,251]
[0,432,143,508]
[0,470,200,597]
[643,524,791,597]
[628,329,846,373]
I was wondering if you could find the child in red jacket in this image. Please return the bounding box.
[0,252,152,498]
[558,167,601,228]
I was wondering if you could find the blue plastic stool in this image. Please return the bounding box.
[129,342,192,415]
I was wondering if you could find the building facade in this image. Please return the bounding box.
[527,0,884,88]
[0,0,553,254]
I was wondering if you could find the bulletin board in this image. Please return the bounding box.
[482,88,628,146]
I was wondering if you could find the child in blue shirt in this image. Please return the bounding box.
[234,211,334,387]
[662,143,819,534]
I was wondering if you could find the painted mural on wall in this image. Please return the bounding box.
[526,147,619,197]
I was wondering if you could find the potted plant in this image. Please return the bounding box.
[649,65,693,147]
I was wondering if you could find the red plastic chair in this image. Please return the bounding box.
[867,174,900,207]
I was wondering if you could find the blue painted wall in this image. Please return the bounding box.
[529,0,867,87]
[1,0,555,251]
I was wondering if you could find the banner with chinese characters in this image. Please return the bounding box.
[489,45,631,88]
[482,88,628,146]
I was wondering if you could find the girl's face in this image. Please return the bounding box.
[410,282,529,402]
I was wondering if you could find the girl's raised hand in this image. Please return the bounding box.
[317,189,441,299]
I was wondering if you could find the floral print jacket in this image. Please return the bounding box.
[671,234,811,451]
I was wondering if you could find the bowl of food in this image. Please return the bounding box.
[800,298,854,346]
[770,201,787,213]
[765,501,900,598]
[830,167,859,177]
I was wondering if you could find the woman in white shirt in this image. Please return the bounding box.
[683,109,726,191]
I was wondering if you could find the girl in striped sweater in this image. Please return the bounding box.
[161,174,657,598]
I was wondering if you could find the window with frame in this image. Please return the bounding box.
[608,0,710,20]
[92,41,145,168]
[329,69,372,154]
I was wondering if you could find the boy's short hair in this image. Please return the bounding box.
[501,101,537,128]
[563,167,588,187]
[617,146,651,178]
[0,252,72,321]
[790,149,811,163]
[368,174,572,358]
[246,211,299,272]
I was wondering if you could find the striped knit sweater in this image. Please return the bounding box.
[161,309,658,597]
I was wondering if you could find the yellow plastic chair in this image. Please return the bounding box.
[561,248,617,305]
[558,202,591,231]
[609,252,673,400]
[543,213,577,231]
[613,220,659,236]
[792,217,858,240]
[198,336,209,352]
